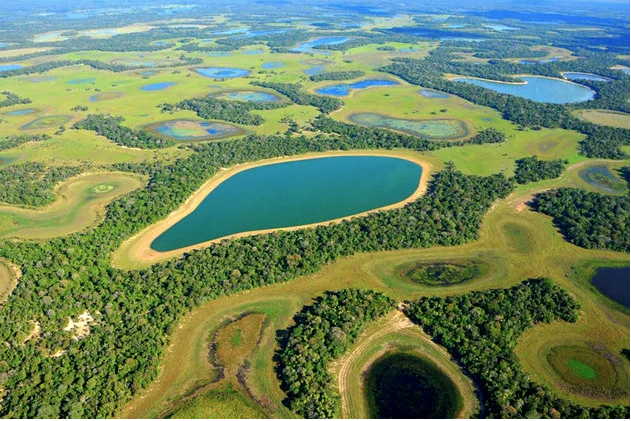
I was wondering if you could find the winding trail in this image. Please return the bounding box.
[337,309,413,418]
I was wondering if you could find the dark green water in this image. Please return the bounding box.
[151,156,422,251]
[591,267,630,308]
[365,352,461,419]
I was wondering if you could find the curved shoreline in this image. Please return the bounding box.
[112,150,434,269]
[447,74,598,95]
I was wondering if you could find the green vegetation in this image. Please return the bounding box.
[166,385,267,419]
[21,115,71,130]
[513,156,568,184]
[0,91,31,108]
[0,173,144,239]
[161,96,289,126]
[0,134,49,152]
[253,81,343,113]
[0,162,83,207]
[398,261,486,287]
[531,188,630,251]
[73,114,175,148]
[405,278,629,418]
[277,289,396,418]
[309,70,366,82]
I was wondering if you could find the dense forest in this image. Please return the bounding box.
[277,289,396,418]
[73,114,175,149]
[530,188,630,251]
[0,162,83,207]
[309,70,366,82]
[512,156,567,184]
[405,278,629,418]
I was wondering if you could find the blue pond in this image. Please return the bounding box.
[419,89,449,98]
[453,76,594,104]
[304,65,325,76]
[0,64,24,72]
[140,82,176,91]
[68,78,95,85]
[563,72,611,82]
[292,37,349,54]
[243,50,264,55]
[154,41,167,46]
[483,23,518,31]
[194,67,249,78]
[29,76,57,82]
[5,108,37,116]
[140,70,157,77]
[316,79,399,96]
[591,267,630,308]
[151,156,422,251]
[262,61,284,69]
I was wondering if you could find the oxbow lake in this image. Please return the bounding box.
[151,156,422,251]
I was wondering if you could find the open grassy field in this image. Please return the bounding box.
[573,109,630,129]
[0,172,145,239]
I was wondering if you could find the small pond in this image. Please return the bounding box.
[420,89,449,98]
[0,64,24,72]
[315,79,399,96]
[453,76,595,104]
[579,165,627,194]
[144,119,243,142]
[89,92,124,102]
[365,352,462,419]
[194,67,250,79]
[591,267,630,308]
[349,113,469,140]
[4,108,38,116]
[262,61,284,69]
[140,82,177,91]
[151,155,422,251]
[68,78,95,85]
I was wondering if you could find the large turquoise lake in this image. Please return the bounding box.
[453,76,594,103]
[151,156,422,251]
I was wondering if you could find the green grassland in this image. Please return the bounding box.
[573,109,630,129]
[0,172,145,239]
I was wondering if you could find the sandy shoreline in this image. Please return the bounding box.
[447,74,598,94]
[112,150,434,269]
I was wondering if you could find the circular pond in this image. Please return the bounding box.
[150,155,423,251]
[453,76,594,104]
[212,90,281,103]
[90,92,124,102]
[4,108,38,116]
[194,67,249,78]
[546,345,627,399]
[144,119,244,142]
[140,82,176,91]
[579,165,627,194]
[365,352,462,419]
[420,89,449,98]
[349,113,469,140]
[398,261,488,287]
[262,61,284,69]
[21,115,71,130]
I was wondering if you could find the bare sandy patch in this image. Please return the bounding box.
[64,310,95,340]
